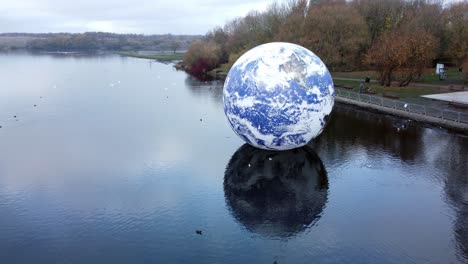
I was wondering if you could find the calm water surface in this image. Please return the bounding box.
[0,52,467,264]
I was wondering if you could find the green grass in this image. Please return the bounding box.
[332,71,378,80]
[333,79,444,98]
[217,64,231,75]
[210,63,232,76]
[333,68,465,86]
[117,52,184,61]
[414,68,464,85]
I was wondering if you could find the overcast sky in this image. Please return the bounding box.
[1,0,464,35]
[0,0,273,35]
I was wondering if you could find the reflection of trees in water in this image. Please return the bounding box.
[313,103,468,261]
[436,136,468,262]
[212,92,465,255]
[413,131,468,262]
[184,75,224,104]
[312,104,424,163]
[224,144,328,238]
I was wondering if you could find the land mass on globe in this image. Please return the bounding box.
[223,42,335,150]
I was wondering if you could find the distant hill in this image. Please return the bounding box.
[0,32,202,52]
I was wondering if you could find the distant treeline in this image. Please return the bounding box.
[184,0,468,85]
[0,32,202,52]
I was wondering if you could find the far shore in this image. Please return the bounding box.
[116,51,184,62]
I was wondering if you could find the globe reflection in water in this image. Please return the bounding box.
[224,144,328,238]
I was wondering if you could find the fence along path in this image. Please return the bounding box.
[335,89,468,124]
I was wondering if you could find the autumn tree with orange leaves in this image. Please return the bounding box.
[183,0,467,82]
[365,29,437,86]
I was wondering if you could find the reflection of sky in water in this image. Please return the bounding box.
[0,52,466,264]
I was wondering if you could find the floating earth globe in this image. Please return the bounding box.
[223,42,334,150]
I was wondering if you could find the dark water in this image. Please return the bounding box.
[0,52,467,264]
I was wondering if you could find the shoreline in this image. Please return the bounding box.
[335,95,468,135]
[108,55,468,134]
[116,51,184,62]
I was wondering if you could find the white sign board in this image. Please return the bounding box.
[436,63,444,74]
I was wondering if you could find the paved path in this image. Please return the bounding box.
[335,96,468,134]
[333,77,466,90]
[422,91,468,105]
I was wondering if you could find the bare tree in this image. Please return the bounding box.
[301,2,370,70]
[170,41,181,53]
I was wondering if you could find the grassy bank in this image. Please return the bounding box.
[332,68,465,86]
[332,71,378,80]
[208,66,451,99]
[211,66,464,87]
[333,79,444,98]
[117,52,184,61]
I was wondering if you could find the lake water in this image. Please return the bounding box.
[0,52,467,264]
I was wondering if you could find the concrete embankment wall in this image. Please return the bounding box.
[335,96,468,134]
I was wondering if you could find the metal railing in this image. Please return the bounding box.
[335,89,468,124]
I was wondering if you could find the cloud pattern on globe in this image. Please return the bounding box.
[223,42,335,150]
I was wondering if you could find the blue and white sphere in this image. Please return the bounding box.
[223,42,334,150]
